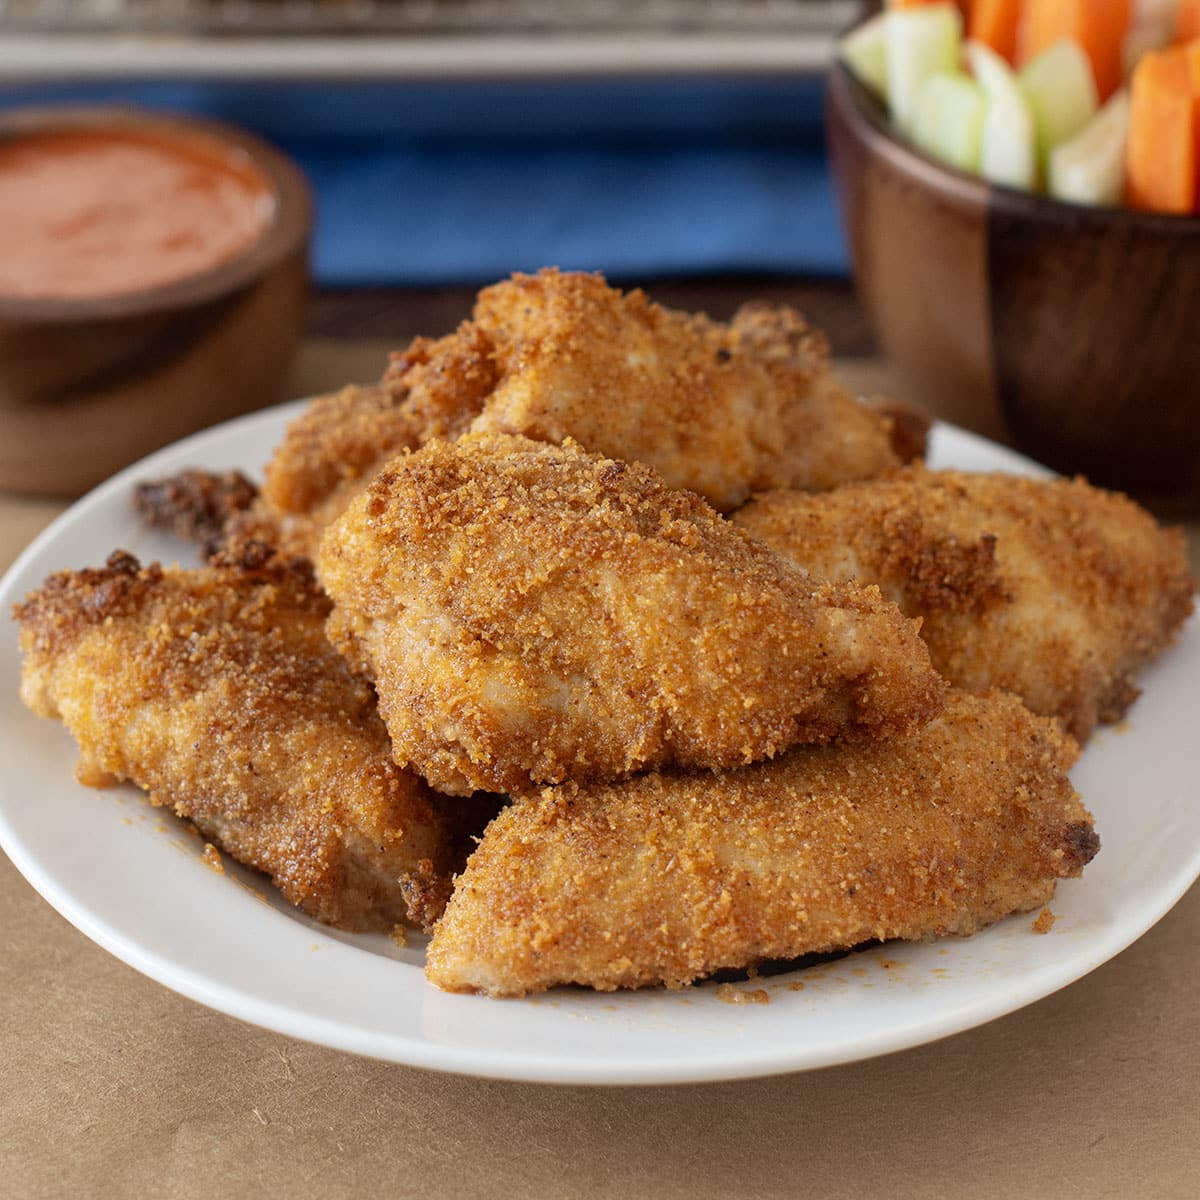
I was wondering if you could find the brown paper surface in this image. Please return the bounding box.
[2,344,1198,1200]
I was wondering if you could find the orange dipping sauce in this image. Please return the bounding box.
[0,127,275,300]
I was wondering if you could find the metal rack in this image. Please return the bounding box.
[0,1,861,35]
[0,0,863,79]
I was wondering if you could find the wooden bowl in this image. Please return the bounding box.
[0,107,311,498]
[826,61,1200,514]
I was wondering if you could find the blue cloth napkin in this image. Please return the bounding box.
[0,79,848,286]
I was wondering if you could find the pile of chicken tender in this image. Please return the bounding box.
[14,270,1195,997]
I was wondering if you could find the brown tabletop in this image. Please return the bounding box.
[2,285,1198,1200]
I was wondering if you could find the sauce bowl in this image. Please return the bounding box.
[0,106,311,497]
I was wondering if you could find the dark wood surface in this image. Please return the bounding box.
[308,278,878,357]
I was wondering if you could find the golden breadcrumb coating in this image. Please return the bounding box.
[734,467,1196,741]
[462,271,909,509]
[264,382,413,520]
[427,690,1098,996]
[257,327,502,557]
[13,546,460,931]
[223,271,914,561]
[318,433,944,797]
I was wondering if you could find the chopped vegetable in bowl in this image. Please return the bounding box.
[839,0,1200,212]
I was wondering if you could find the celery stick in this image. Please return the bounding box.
[1021,40,1100,171]
[1048,91,1132,207]
[841,13,889,98]
[965,40,1037,190]
[886,6,963,134]
[911,73,988,173]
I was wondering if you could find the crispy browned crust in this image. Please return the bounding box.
[14,548,461,931]
[130,469,322,564]
[265,330,500,515]
[246,330,501,560]
[866,395,932,465]
[318,433,944,797]
[383,322,501,444]
[262,383,410,517]
[470,272,906,508]
[733,467,1196,741]
[133,469,260,556]
[247,270,911,562]
[426,690,1097,996]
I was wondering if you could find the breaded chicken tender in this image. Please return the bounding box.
[733,468,1196,741]
[460,270,911,509]
[318,434,944,797]
[217,271,915,560]
[14,545,459,931]
[427,690,1098,996]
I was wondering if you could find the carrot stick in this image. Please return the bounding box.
[1187,43,1200,209]
[968,0,1022,64]
[1188,38,1200,89]
[1018,0,1132,100]
[1177,0,1200,43]
[1126,46,1197,213]
[888,0,968,13]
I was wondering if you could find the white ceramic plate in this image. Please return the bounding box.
[1,404,1197,1085]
